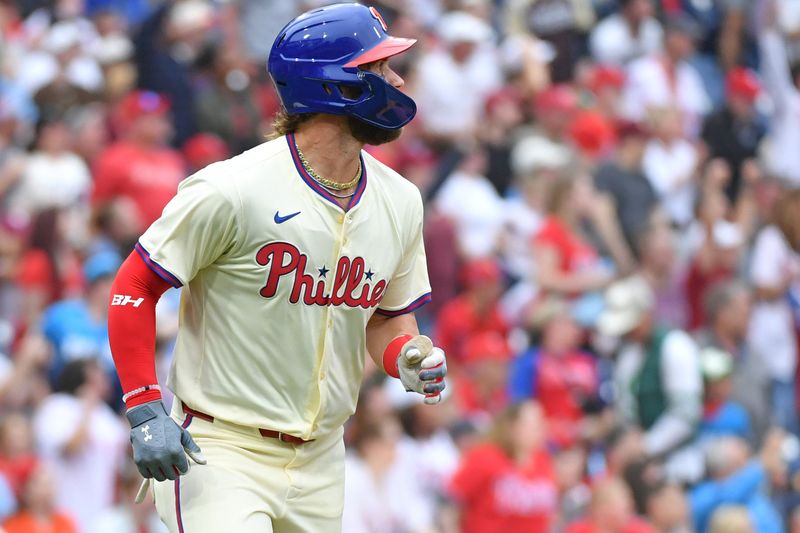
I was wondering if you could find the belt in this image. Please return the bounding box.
[181,402,313,445]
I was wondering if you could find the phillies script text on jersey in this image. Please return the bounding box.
[256,241,387,308]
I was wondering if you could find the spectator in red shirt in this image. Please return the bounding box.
[564,477,657,533]
[449,401,559,533]
[454,331,512,421]
[586,65,626,124]
[434,258,508,370]
[685,219,743,330]
[0,413,38,501]
[533,175,631,298]
[532,85,579,144]
[530,298,599,448]
[91,90,185,232]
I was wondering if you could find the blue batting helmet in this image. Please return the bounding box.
[267,3,417,130]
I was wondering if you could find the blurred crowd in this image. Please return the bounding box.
[0,0,800,532]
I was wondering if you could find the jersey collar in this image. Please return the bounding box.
[286,133,367,211]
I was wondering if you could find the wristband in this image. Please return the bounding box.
[383,335,413,379]
[122,384,162,407]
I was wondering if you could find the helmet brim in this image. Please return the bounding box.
[343,36,416,68]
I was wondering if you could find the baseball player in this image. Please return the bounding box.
[107,4,447,532]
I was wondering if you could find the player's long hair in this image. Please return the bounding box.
[268,110,316,139]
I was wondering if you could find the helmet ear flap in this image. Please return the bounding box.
[347,72,416,129]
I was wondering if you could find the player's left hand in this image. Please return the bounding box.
[397,335,447,404]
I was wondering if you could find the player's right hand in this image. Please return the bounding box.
[126,400,206,482]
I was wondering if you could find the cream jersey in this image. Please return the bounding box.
[137,134,430,439]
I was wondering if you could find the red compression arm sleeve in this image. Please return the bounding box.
[108,251,172,408]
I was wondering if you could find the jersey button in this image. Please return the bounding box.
[320,372,326,380]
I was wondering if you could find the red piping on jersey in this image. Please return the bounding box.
[175,478,184,533]
[286,133,367,210]
[375,291,432,317]
[174,415,192,533]
[135,242,183,288]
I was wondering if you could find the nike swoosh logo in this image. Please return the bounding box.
[274,211,301,224]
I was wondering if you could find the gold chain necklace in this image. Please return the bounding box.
[296,145,361,191]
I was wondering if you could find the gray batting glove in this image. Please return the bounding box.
[126,400,206,482]
[397,335,447,405]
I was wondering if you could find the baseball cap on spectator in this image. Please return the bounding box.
[712,221,743,249]
[533,85,578,116]
[464,332,510,365]
[511,136,571,176]
[569,110,616,158]
[699,347,734,382]
[183,133,230,170]
[114,90,170,131]
[616,120,650,141]
[588,65,626,94]
[83,250,121,284]
[725,68,760,103]
[438,11,492,44]
[460,257,501,288]
[484,88,519,117]
[597,275,655,338]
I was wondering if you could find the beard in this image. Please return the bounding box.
[347,116,402,146]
